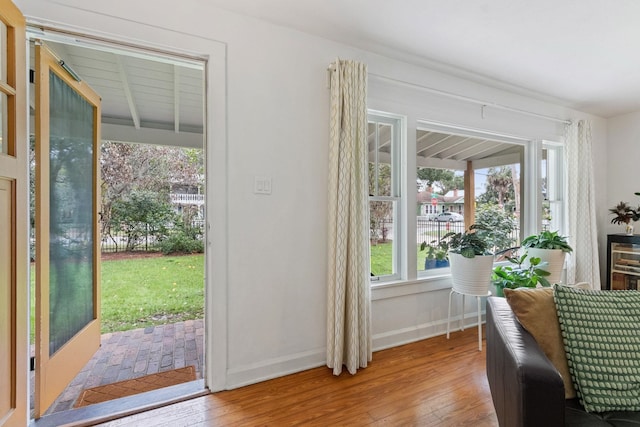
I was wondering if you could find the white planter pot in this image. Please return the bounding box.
[525,248,566,285]
[448,252,494,296]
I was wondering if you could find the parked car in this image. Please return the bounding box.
[418,213,439,222]
[435,212,464,222]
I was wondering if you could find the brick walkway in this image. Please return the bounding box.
[34,319,204,415]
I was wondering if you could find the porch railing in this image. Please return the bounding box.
[170,193,204,205]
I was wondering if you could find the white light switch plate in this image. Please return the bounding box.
[254,176,272,195]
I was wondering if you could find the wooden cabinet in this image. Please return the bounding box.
[607,234,640,290]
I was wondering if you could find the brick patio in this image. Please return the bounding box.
[32,319,204,416]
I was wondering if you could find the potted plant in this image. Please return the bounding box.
[491,252,551,297]
[420,239,450,270]
[422,244,438,270]
[444,224,494,295]
[435,247,449,268]
[520,230,573,284]
[609,200,639,235]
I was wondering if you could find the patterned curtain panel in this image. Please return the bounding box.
[566,120,601,288]
[326,59,372,375]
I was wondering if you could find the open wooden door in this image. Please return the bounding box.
[34,42,102,417]
[0,1,28,426]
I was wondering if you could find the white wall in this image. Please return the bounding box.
[606,112,640,221]
[17,0,609,390]
[605,112,640,282]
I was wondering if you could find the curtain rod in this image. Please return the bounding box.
[368,73,571,125]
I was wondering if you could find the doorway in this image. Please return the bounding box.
[27,30,207,418]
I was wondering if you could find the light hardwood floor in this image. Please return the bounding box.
[97,327,497,426]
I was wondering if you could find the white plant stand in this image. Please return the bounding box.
[446,253,494,351]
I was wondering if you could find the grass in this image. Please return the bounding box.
[100,254,204,332]
[370,242,393,276]
[30,254,204,342]
[371,241,426,276]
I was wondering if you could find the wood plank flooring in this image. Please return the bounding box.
[96,328,497,426]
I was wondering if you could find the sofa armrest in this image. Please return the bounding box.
[486,297,565,427]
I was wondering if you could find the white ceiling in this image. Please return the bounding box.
[369,121,521,172]
[34,39,205,149]
[206,0,640,118]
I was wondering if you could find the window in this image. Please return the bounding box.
[541,142,564,232]
[368,114,565,283]
[368,112,402,281]
[415,124,531,275]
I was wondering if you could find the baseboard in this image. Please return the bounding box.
[373,312,486,351]
[224,312,485,389]
[225,348,326,389]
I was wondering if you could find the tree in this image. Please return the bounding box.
[100,141,204,242]
[108,191,176,252]
[417,168,464,195]
[369,163,392,244]
[477,166,516,213]
[474,204,516,253]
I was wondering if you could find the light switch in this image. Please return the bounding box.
[254,176,272,195]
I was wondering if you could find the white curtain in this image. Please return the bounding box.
[565,120,601,289]
[326,59,372,375]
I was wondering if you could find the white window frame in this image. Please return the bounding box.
[368,111,405,283]
[542,140,566,234]
[522,139,566,239]
[365,112,567,286]
[416,121,535,277]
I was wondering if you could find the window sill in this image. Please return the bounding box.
[371,274,453,301]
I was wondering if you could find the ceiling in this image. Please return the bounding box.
[415,130,522,171]
[369,121,521,171]
[206,0,640,118]
[33,39,205,148]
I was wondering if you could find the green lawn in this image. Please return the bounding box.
[371,242,426,276]
[100,254,204,332]
[30,254,204,342]
[370,242,393,276]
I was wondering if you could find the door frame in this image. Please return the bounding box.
[0,1,28,426]
[24,20,227,392]
[20,19,227,420]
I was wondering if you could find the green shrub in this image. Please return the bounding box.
[160,230,204,254]
[109,191,176,251]
[475,204,516,253]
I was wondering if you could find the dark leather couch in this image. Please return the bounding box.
[486,296,640,427]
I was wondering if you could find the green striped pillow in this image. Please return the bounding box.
[553,285,640,412]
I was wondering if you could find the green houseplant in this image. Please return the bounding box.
[520,230,572,284]
[420,239,450,270]
[444,223,492,258]
[521,230,573,253]
[492,253,551,296]
[422,244,438,270]
[442,224,494,295]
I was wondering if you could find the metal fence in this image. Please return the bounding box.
[372,218,521,248]
[416,219,467,244]
[100,226,161,253]
[100,221,205,253]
